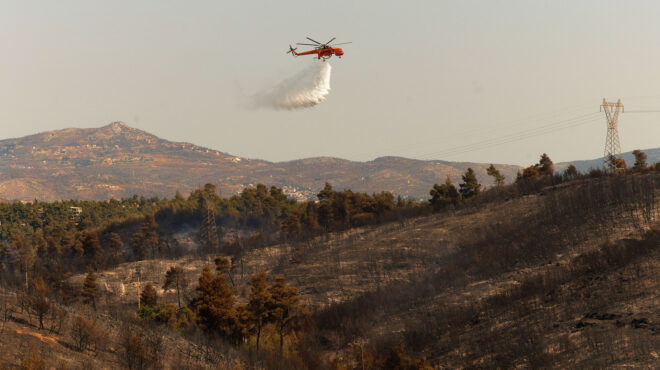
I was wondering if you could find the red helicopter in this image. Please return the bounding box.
[287,37,351,60]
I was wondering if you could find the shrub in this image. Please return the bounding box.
[70,315,108,353]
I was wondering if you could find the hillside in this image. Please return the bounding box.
[57,173,660,368]
[1,173,659,368]
[0,122,520,201]
[556,147,660,173]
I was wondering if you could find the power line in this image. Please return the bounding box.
[421,117,601,160]
[416,112,601,160]
[348,103,596,160]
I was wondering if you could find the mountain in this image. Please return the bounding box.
[0,122,521,201]
[556,148,660,173]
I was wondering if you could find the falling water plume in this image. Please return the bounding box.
[255,62,332,110]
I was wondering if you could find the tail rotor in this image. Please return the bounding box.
[286,45,298,56]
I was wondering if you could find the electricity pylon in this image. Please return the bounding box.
[200,193,220,252]
[600,98,624,171]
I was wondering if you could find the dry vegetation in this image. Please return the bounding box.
[1,173,660,368]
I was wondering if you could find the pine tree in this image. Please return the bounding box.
[607,155,627,172]
[215,256,234,286]
[429,175,459,210]
[247,272,272,351]
[305,202,321,233]
[632,149,648,171]
[71,238,84,259]
[60,231,76,257]
[140,215,160,258]
[15,237,35,289]
[214,256,231,275]
[82,271,98,310]
[459,168,481,199]
[82,231,103,266]
[193,266,235,339]
[233,304,252,345]
[539,153,554,176]
[522,165,540,179]
[140,282,158,308]
[107,232,123,264]
[317,183,335,229]
[130,231,145,260]
[515,170,523,182]
[163,266,186,309]
[565,164,578,179]
[269,276,307,355]
[486,164,505,186]
[28,277,50,329]
[280,210,302,240]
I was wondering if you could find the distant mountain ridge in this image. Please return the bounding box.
[0,122,524,201]
[556,148,660,173]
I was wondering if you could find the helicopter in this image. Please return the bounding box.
[287,37,351,61]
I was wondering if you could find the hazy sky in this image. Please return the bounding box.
[2,1,660,166]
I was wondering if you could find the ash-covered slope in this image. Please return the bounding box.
[0,122,520,201]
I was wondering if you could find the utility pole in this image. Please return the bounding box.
[600,98,624,171]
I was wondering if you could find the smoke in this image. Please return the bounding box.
[254,62,332,110]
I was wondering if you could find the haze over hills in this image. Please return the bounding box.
[0,122,522,201]
[557,148,660,173]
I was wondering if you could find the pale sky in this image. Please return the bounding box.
[2,1,660,166]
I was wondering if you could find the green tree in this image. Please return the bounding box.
[268,276,307,355]
[163,266,186,309]
[486,164,505,186]
[429,176,459,210]
[140,282,158,308]
[60,231,76,258]
[459,168,481,199]
[247,272,272,351]
[305,202,321,233]
[372,191,395,215]
[280,210,302,240]
[107,232,123,264]
[317,183,335,229]
[82,271,98,310]
[632,149,648,171]
[140,215,160,258]
[130,231,145,260]
[82,231,103,266]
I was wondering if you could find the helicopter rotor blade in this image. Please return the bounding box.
[331,42,352,46]
[296,43,319,46]
[325,37,336,45]
[306,37,322,44]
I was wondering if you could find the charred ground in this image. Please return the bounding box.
[1,168,660,368]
